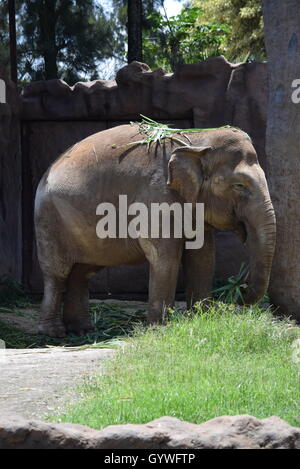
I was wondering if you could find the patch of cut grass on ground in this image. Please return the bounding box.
[0,302,147,348]
[0,276,147,347]
[56,302,300,428]
[0,278,145,347]
[0,320,62,348]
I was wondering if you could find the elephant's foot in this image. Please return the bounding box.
[147,311,164,325]
[64,316,94,336]
[38,320,66,338]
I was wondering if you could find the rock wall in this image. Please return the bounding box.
[0,414,299,449]
[0,73,22,284]
[3,57,269,294]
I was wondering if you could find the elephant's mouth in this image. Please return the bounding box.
[234,221,247,244]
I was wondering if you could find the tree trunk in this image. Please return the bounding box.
[8,0,17,83]
[127,0,143,63]
[39,0,58,79]
[262,0,300,321]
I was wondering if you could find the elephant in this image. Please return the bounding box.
[34,124,276,337]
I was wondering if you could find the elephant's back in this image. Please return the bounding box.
[38,124,172,204]
[52,124,158,174]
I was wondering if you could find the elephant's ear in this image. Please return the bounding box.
[167,146,212,202]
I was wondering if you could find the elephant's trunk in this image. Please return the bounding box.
[242,197,276,304]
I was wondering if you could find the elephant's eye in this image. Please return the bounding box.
[232,183,245,191]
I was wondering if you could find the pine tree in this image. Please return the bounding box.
[0,0,124,84]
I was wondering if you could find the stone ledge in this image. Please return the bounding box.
[21,57,235,121]
[0,414,299,449]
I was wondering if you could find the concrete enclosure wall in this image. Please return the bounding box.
[0,73,22,284]
[1,57,269,296]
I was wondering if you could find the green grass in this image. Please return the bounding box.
[1,278,299,427]
[0,266,261,348]
[55,302,300,429]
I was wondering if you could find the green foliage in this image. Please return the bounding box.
[89,302,146,342]
[193,0,265,61]
[143,6,230,70]
[213,263,270,305]
[0,0,124,83]
[0,277,32,308]
[114,115,233,150]
[213,263,248,303]
[55,302,300,428]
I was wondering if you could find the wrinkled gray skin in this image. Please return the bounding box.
[35,125,276,337]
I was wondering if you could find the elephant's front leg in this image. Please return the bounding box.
[183,228,215,308]
[142,239,183,324]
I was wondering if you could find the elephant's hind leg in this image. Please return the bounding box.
[63,264,102,335]
[39,273,69,338]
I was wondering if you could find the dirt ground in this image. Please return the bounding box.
[0,347,115,419]
[0,307,39,334]
[0,299,187,420]
[0,300,150,420]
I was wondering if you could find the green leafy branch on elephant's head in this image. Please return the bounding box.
[111,115,237,151]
